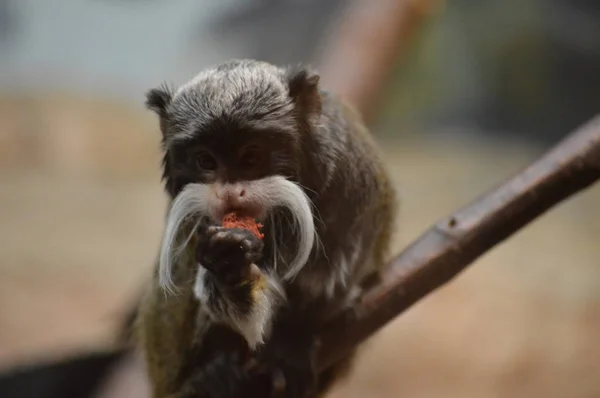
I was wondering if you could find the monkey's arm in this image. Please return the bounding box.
[194,226,286,350]
[137,268,200,398]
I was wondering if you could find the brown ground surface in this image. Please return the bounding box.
[1,95,599,398]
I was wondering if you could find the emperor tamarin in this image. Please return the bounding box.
[136,59,397,398]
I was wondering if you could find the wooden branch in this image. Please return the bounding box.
[317,115,600,371]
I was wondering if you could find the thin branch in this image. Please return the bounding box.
[317,115,600,371]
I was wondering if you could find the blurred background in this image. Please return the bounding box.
[1,0,599,397]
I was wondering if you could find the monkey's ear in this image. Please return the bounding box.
[145,84,173,117]
[287,67,322,115]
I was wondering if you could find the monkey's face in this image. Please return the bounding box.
[164,119,301,222]
[148,60,321,291]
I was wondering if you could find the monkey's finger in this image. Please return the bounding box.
[244,250,255,262]
[201,224,218,236]
[209,229,245,245]
[209,229,229,242]
[271,369,286,396]
[240,238,255,252]
[242,357,263,374]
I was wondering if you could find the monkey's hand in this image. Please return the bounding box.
[180,352,271,398]
[255,332,319,398]
[197,225,264,285]
[194,222,285,349]
[178,339,318,398]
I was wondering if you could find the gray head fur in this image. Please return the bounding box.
[145,59,323,198]
[146,59,320,146]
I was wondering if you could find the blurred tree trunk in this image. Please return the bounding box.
[317,0,438,124]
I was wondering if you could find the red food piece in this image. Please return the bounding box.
[222,212,264,240]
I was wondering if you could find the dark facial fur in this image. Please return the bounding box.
[139,59,397,398]
[147,60,322,199]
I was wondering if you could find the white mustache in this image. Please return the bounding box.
[158,175,316,293]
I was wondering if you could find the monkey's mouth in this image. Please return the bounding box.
[218,205,267,223]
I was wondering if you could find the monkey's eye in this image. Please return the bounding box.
[239,146,263,168]
[195,151,217,171]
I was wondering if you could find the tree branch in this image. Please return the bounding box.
[317,115,600,371]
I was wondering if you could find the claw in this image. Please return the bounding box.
[207,225,218,235]
[241,239,252,251]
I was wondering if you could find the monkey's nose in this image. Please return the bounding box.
[215,185,246,207]
[211,184,263,221]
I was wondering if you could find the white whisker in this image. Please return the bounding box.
[158,175,316,293]
[247,176,315,280]
[288,181,326,260]
[159,183,211,293]
[293,181,325,230]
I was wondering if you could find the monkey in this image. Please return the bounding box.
[135,59,397,398]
